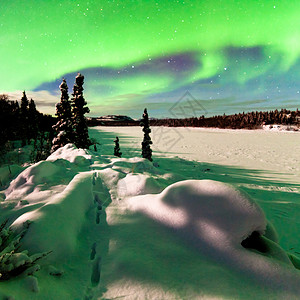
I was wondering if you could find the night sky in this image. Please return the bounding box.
[2,0,300,118]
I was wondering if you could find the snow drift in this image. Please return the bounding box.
[126,180,300,292]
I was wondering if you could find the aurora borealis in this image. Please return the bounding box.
[2,0,300,118]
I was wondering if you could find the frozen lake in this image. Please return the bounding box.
[90,126,300,184]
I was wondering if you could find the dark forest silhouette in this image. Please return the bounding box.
[0,93,55,163]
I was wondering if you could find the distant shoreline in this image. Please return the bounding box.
[87,108,300,130]
[91,124,299,133]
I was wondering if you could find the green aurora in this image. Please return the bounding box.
[1,0,300,117]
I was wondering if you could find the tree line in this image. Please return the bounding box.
[0,93,55,163]
[88,108,300,130]
[151,109,300,129]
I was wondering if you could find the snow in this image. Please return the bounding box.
[127,180,267,241]
[126,180,300,293]
[12,172,94,260]
[263,124,299,132]
[94,126,300,183]
[0,127,300,299]
[0,164,24,189]
[47,143,92,163]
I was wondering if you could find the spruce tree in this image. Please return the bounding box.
[140,108,153,161]
[20,91,29,115]
[71,73,91,149]
[28,99,39,140]
[0,96,9,158]
[51,79,74,152]
[114,136,122,157]
[20,91,29,146]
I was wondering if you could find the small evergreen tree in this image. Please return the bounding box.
[51,78,74,153]
[140,108,153,161]
[71,73,91,149]
[114,136,122,157]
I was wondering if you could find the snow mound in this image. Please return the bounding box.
[111,157,157,174]
[4,159,76,201]
[127,180,300,290]
[127,180,266,244]
[46,143,92,163]
[117,173,163,197]
[11,172,94,260]
[2,144,99,262]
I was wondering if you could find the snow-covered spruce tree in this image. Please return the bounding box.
[71,73,91,149]
[0,220,50,281]
[114,136,122,157]
[51,78,74,153]
[140,108,153,161]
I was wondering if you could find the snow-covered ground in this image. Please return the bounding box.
[93,126,300,183]
[0,126,300,299]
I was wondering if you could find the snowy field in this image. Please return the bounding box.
[93,126,300,183]
[0,126,300,299]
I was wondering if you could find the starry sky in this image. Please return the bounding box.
[2,0,300,118]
